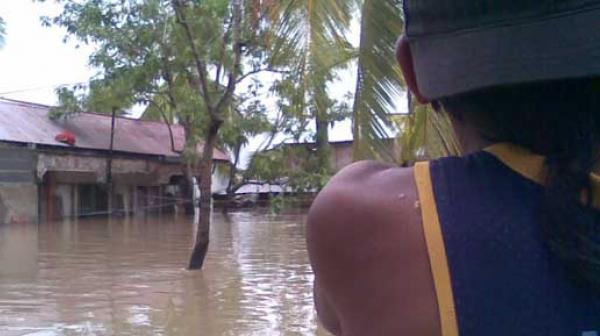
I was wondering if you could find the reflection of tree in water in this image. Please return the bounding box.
[160,212,244,335]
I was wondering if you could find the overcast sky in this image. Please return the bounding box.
[0,1,95,105]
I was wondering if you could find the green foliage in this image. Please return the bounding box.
[245,144,332,193]
[269,194,286,214]
[352,0,405,161]
[50,87,85,119]
[39,0,280,162]
[265,0,355,171]
[393,99,461,165]
[42,0,459,186]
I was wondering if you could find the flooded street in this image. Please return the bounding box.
[0,211,327,336]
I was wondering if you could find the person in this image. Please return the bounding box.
[306,1,600,335]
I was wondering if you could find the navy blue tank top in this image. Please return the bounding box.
[414,143,600,336]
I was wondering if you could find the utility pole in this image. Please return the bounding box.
[107,107,117,215]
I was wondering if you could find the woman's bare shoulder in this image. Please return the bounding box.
[307,160,419,236]
[306,161,438,335]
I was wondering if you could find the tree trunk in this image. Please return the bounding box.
[315,111,331,172]
[351,67,364,161]
[162,112,177,153]
[181,122,197,215]
[181,163,195,213]
[188,119,221,270]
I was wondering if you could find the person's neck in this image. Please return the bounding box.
[451,118,494,155]
[460,135,494,155]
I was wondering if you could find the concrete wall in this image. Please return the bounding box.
[0,147,38,224]
[0,184,38,224]
[212,162,230,194]
[37,153,183,185]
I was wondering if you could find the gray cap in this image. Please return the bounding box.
[404,1,600,99]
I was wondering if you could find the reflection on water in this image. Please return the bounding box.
[0,211,327,336]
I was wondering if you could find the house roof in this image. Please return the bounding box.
[0,99,229,162]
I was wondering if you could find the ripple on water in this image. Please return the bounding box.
[0,211,327,336]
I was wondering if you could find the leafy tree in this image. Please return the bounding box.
[219,97,272,197]
[38,0,285,269]
[245,144,331,193]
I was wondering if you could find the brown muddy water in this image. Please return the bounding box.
[0,211,327,336]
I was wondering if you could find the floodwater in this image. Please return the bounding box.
[0,211,328,336]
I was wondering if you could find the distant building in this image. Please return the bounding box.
[0,99,230,223]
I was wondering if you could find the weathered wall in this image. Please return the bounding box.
[37,153,183,185]
[34,151,230,219]
[331,143,354,172]
[0,147,38,224]
[212,162,230,194]
[0,184,38,224]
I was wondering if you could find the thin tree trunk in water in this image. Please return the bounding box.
[188,120,221,270]
[181,123,196,215]
[185,0,241,270]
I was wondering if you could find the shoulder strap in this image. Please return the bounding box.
[485,143,600,207]
[414,162,460,336]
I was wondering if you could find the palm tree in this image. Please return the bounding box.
[267,0,354,172]
[351,0,459,163]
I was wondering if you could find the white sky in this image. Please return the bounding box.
[0,1,95,105]
[0,1,401,166]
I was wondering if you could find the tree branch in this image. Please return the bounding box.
[215,16,233,90]
[214,0,243,116]
[140,97,178,153]
[171,0,213,112]
[236,67,291,84]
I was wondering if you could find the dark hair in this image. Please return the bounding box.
[440,77,600,289]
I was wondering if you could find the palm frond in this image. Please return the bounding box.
[394,101,461,165]
[351,0,404,161]
[264,0,353,172]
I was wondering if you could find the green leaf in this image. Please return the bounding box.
[351,0,404,161]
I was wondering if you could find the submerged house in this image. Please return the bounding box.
[0,99,230,223]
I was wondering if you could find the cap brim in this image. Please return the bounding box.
[410,7,600,100]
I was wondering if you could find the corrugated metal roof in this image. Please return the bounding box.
[0,99,230,162]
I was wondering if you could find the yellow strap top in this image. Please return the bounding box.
[413,143,600,336]
[484,143,600,207]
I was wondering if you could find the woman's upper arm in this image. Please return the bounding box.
[313,280,341,334]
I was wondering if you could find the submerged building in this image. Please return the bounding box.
[0,99,230,223]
